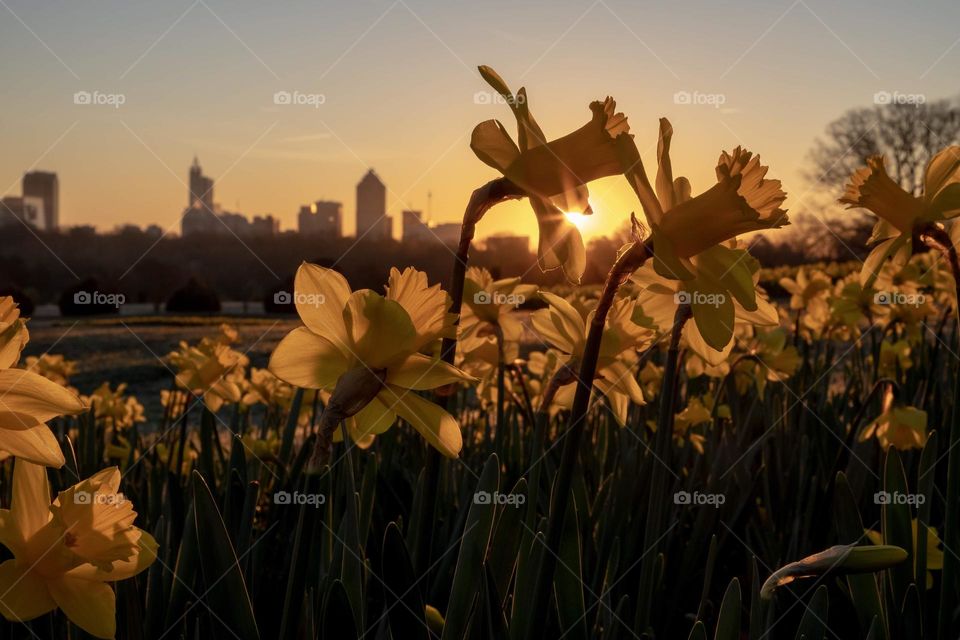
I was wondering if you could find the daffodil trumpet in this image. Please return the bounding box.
[523,237,653,640]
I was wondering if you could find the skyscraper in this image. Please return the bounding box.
[402,209,431,243]
[356,169,390,240]
[299,200,342,237]
[22,171,58,230]
[188,156,214,212]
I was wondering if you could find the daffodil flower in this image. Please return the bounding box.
[618,119,787,356]
[22,353,77,388]
[0,297,85,467]
[732,327,801,394]
[456,332,514,409]
[531,292,652,425]
[460,267,537,344]
[82,383,145,431]
[168,326,248,413]
[841,147,960,286]
[470,66,630,282]
[859,386,927,450]
[0,460,157,639]
[269,264,474,457]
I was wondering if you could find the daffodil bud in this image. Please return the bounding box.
[760,544,907,600]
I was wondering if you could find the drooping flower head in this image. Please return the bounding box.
[840,147,960,286]
[269,264,474,456]
[470,66,631,282]
[619,120,788,358]
[0,297,85,467]
[0,461,157,639]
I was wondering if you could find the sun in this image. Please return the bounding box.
[563,211,590,231]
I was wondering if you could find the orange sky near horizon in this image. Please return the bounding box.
[1,0,958,245]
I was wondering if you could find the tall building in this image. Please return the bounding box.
[356,169,391,240]
[188,156,214,212]
[22,171,58,230]
[402,209,433,243]
[299,200,342,237]
[0,196,43,228]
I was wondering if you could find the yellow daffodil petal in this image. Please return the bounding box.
[386,353,476,391]
[924,145,960,201]
[268,327,350,390]
[338,396,396,443]
[1,424,64,469]
[599,361,646,405]
[532,199,587,283]
[385,267,455,349]
[0,559,56,622]
[379,385,462,457]
[9,461,53,545]
[48,575,116,639]
[471,120,521,174]
[685,316,734,367]
[0,369,85,430]
[343,291,417,369]
[294,263,352,352]
[655,118,676,211]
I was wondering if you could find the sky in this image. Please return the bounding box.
[1,0,958,242]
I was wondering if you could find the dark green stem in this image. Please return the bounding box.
[635,304,691,633]
[521,239,653,640]
[924,226,960,640]
[415,177,523,575]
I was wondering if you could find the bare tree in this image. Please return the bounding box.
[808,97,960,195]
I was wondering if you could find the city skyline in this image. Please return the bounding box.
[2,1,960,241]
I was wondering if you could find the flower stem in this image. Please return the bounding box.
[521,240,653,640]
[922,225,960,640]
[635,303,690,633]
[414,177,523,575]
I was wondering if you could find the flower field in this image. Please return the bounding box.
[3,66,960,640]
